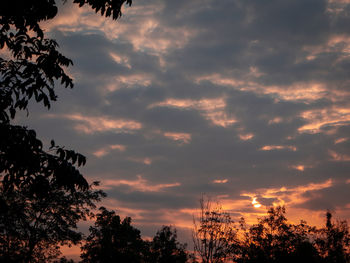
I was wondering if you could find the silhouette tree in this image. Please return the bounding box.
[191,201,350,263]
[0,0,132,187]
[0,148,105,262]
[188,197,350,263]
[236,206,321,263]
[315,211,350,263]
[0,0,132,261]
[80,207,146,263]
[0,0,132,123]
[147,226,188,263]
[192,197,237,263]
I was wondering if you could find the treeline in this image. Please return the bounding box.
[192,199,350,263]
[2,190,350,263]
[77,202,350,263]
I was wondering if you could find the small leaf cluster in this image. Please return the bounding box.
[73,0,132,20]
[0,0,73,122]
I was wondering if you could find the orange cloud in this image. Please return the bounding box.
[62,114,142,134]
[109,52,131,69]
[239,133,254,141]
[102,175,181,192]
[303,34,350,64]
[102,198,195,231]
[150,97,236,127]
[103,73,153,93]
[195,74,332,102]
[268,117,283,124]
[329,150,350,161]
[128,157,153,165]
[242,179,333,207]
[129,19,194,54]
[260,145,297,151]
[334,137,348,144]
[213,179,228,184]
[93,144,126,157]
[163,132,191,144]
[290,165,306,171]
[299,107,350,133]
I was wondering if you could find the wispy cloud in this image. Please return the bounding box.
[163,132,191,144]
[103,175,181,192]
[93,144,126,157]
[150,98,236,127]
[260,145,297,151]
[52,114,142,134]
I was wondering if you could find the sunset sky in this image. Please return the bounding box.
[16,0,350,253]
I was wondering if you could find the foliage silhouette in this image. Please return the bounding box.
[0,0,132,122]
[315,212,350,263]
[81,210,188,263]
[0,0,132,261]
[235,206,321,263]
[0,180,105,262]
[80,207,146,263]
[147,225,188,263]
[192,197,237,263]
[191,201,350,263]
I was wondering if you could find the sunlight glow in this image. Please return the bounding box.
[252,197,262,208]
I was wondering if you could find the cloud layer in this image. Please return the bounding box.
[16,0,350,245]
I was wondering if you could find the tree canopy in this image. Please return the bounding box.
[80,208,188,263]
[80,207,147,263]
[148,226,188,263]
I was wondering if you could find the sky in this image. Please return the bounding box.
[15,0,350,256]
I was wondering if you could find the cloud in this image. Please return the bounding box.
[150,97,236,127]
[103,175,181,192]
[50,114,142,134]
[163,132,191,144]
[240,179,334,209]
[93,144,126,157]
[260,145,297,151]
[213,179,228,184]
[328,150,350,161]
[299,107,350,133]
[196,74,333,103]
